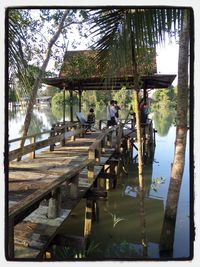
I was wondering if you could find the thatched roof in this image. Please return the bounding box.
[43,49,175,90]
[59,49,157,79]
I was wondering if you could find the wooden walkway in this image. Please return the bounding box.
[7,125,122,260]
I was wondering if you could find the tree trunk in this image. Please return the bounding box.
[18,10,69,161]
[159,10,189,256]
[129,11,143,176]
[133,89,143,177]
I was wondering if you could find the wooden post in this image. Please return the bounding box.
[99,120,101,130]
[8,217,14,259]
[63,85,66,124]
[153,129,157,146]
[84,199,92,238]
[88,149,95,181]
[127,136,132,161]
[29,136,36,159]
[95,144,101,163]
[61,125,66,146]
[101,137,106,153]
[47,187,61,219]
[78,90,82,112]
[71,127,75,141]
[70,175,79,199]
[107,131,113,147]
[49,125,55,151]
[70,90,73,122]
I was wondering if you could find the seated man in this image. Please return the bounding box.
[87,108,95,131]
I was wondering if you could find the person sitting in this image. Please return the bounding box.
[87,108,95,131]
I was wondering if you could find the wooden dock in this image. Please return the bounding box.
[7,123,127,260]
[6,117,155,260]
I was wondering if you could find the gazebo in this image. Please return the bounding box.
[42,50,176,123]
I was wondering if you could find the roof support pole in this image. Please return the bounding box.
[78,90,82,112]
[63,85,66,124]
[143,88,147,105]
[70,90,73,122]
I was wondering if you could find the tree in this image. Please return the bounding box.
[16,10,70,160]
[89,8,182,176]
[159,9,190,255]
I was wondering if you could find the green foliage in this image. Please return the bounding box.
[53,241,101,259]
[151,177,165,192]
[151,87,176,108]
[152,107,176,136]
[111,86,132,106]
[90,8,183,77]
[52,91,78,107]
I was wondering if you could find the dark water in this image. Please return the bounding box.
[56,127,190,260]
[8,105,190,260]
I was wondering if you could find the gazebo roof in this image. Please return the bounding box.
[42,74,176,91]
[42,50,175,90]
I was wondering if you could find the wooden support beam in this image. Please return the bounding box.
[47,187,61,219]
[78,90,82,112]
[69,175,79,199]
[70,90,73,122]
[63,85,66,124]
[29,136,36,159]
[7,218,14,259]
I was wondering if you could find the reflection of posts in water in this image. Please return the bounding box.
[159,176,183,257]
[84,199,99,238]
[138,174,148,257]
[84,199,93,238]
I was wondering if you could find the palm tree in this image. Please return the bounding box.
[159,9,191,256]
[90,8,183,176]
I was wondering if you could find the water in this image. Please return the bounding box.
[8,105,191,260]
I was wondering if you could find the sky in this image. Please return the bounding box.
[156,41,179,85]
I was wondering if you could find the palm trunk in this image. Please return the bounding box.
[134,90,143,177]
[159,10,189,255]
[18,10,69,161]
[129,11,143,176]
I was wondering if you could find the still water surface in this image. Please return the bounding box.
[8,105,190,259]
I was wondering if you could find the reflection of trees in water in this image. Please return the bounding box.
[38,107,59,128]
[152,107,176,136]
[19,111,46,138]
[9,107,27,122]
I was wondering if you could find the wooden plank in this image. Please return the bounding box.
[9,158,94,224]
[8,127,120,259]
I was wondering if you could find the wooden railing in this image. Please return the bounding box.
[8,122,83,162]
[8,123,121,258]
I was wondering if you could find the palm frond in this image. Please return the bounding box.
[89,8,183,78]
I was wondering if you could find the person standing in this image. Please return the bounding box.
[107,100,117,127]
[114,100,121,120]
